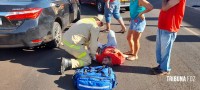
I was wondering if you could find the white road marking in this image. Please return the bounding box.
[182,26,200,38]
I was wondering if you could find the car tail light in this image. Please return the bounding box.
[32,39,42,43]
[6,8,42,21]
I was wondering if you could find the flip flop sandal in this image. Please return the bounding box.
[126,56,138,61]
[116,30,126,34]
[123,51,134,55]
[100,29,109,32]
[123,54,129,58]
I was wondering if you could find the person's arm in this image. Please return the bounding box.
[89,25,100,59]
[138,0,153,20]
[162,0,180,11]
[106,0,110,9]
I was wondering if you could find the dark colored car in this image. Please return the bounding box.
[79,0,130,13]
[0,0,81,48]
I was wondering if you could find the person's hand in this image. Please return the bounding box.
[71,59,79,68]
[96,47,101,54]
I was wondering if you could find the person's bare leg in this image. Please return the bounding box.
[125,30,134,54]
[127,31,142,60]
[133,31,142,57]
[106,22,111,31]
[117,18,126,31]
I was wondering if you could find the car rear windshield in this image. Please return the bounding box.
[1,0,34,1]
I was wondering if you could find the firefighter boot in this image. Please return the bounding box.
[60,57,72,75]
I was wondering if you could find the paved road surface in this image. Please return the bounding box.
[0,0,200,90]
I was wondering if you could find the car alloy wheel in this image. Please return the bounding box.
[46,22,62,48]
[97,1,102,13]
[54,23,62,47]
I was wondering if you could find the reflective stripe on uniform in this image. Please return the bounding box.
[77,60,85,67]
[80,18,95,23]
[77,52,87,59]
[63,40,80,50]
[77,52,87,67]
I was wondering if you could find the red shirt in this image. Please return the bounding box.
[96,47,125,65]
[105,0,114,2]
[158,0,186,32]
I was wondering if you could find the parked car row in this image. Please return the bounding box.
[79,0,130,13]
[0,0,80,48]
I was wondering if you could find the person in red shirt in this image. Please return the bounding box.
[152,0,186,75]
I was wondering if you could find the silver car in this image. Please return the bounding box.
[0,0,81,48]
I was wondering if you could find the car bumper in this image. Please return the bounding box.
[0,29,43,48]
[0,19,51,48]
[120,3,130,8]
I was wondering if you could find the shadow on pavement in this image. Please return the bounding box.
[54,74,76,90]
[111,23,130,26]
[113,65,154,75]
[146,35,200,42]
[145,17,158,21]
[53,64,154,90]
[0,47,74,75]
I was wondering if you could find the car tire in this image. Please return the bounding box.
[46,22,62,49]
[125,7,129,11]
[79,0,82,4]
[97,0,104,13]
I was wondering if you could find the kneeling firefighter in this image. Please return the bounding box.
[60,15,104,75]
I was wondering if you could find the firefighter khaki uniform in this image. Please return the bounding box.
[63,18,100,68]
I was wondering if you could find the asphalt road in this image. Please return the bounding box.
[0,0,200,90]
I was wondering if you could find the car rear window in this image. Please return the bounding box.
[1,0,34,1]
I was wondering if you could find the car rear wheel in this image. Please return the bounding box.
[79,0,82,4]
[97,0,104,13]
[46,22,62,49]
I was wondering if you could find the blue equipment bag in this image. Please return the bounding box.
[73,66,117,90]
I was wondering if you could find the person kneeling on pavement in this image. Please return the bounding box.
[60,15,104,75]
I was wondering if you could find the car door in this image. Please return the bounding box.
[50,0,65,15]
[83,0,89,3]
[50,0,71,28]
[91,0,96,4]
[68,0,79,22]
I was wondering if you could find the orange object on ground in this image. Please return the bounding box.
[96,46,125,65]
